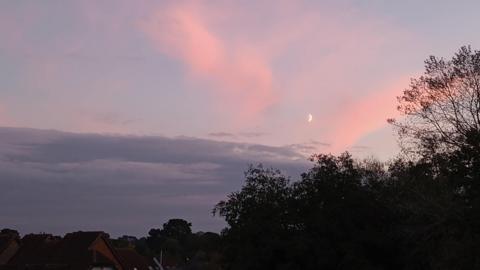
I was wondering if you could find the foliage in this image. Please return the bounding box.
[214,155,402,269]
[0,228,19,239]
[142,219,221,269]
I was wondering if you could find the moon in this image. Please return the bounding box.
[308,113,313,123]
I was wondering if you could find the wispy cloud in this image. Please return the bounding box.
[140,3,275,123]
[286,140,331,156]
[324,77,410,152]
[309,140,331,147]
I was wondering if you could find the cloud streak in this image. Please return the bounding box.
[140,3,275,122]
[325,77,410,152]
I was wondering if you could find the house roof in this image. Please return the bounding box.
[7,234,60,266]
[115,249,150,270]
[0,236,16,255]
[54,231,114,269]
[6,232,120,270]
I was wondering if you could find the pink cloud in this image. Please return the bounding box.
[139,2,415,146]
[140,4,275,123]
[267,73,414,156]
[324,77,411,152]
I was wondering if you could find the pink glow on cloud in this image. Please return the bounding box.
[325,77,410,152]
[140,4,275,123]
[276,76,412,156]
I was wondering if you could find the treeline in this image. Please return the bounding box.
[118,146,480,269]
[213,153,480,269]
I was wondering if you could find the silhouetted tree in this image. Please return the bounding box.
[214,158,403,270]
[386,47,480,269]
[291,153,400,269]
[389,46,480,157]
[0,228,19,239]
[161,219,192,243]
[112,235,138,248]
[147,218,203,268]
[185,232,222,270]
[385,157,478,269]
[214,164,293,269]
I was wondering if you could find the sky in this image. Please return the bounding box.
[1,0,480,236]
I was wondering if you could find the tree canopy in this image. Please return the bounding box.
[389,46,480,157]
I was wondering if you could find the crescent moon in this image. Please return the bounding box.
[308,114,313,122]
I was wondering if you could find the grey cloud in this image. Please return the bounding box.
[309,140,331,146]
[348,145,372,152]
[0,127,310,237]
[285,140,331,156]
[288,144,317,152]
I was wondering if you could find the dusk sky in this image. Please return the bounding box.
[1,0,480,236]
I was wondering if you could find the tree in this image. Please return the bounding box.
[386,45,480,268]
[292,153,400,269]
[213,164,293,270]
[385,157,479,270]
[0,228,19,239]
[214,158,402,270]
[388,47,480,235]
[184,232,222,270]
[112,235,138,249]
[389,46,480,157]
[161,219,192,242]
[147,219,194,267]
